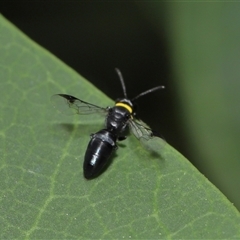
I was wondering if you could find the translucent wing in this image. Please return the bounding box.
[51,94,108,115]
[129,118,164,141]
[129,118,156,141]
[129,118,166,152]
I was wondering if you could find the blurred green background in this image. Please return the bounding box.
[1,2,239,210]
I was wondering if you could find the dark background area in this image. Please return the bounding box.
[0,1,188,158]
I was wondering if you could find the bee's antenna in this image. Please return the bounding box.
[115,68,128,98]
[131,85,165,102]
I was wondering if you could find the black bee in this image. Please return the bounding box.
[51,68,164,179]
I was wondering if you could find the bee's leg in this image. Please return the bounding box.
[118,136,126,141]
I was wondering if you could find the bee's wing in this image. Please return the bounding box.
[51,94,108,115]
[128,118,156,141]
[129,118,166,152]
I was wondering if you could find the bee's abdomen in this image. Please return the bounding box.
[83,130,117,179]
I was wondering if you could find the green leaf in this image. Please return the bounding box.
[0,14,239,239]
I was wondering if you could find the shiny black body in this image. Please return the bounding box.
[51,68,164,179]
[84,103,132,179]
[84,130,117,179]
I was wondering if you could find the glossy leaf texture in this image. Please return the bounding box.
[0,14,239,239]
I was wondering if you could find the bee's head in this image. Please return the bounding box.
[115,98,137,115]
[115,98,132,107]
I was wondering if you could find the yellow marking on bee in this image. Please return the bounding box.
[115,102,133,114]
